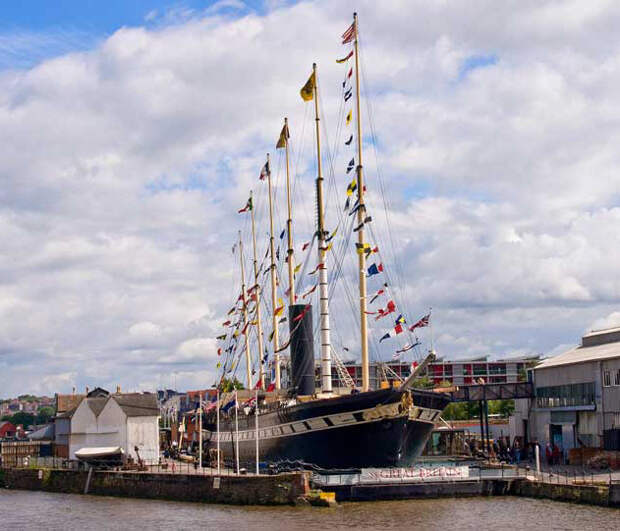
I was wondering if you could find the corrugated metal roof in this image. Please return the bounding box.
[537,340,620,370]
[112,393,158,417]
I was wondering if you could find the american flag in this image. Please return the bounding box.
[409,314,430,332]
[342,22,355,44]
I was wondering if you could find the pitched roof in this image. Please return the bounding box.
[56,394,85,413]
[87,397,109,417]
[112,393,158,417]
[537,340,620,370]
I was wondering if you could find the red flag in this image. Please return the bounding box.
[266,383,276,392]
[394,323,403,335]
[254,380,263,389]
[302,242,310,251]
[347,67,353,79]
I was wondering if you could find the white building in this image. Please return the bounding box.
[69,388,160,464]
[513,327,620,452]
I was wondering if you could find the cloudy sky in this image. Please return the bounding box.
[1,0,620,397]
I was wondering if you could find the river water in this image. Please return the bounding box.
[0,490,616,530]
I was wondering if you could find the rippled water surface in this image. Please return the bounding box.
[0,490,617,530]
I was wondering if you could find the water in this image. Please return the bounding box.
[0,490,616,530]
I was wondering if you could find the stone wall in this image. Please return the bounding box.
[511,479,612,507]
[0,468,309,506]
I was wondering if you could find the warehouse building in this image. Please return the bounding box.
[515,327,620,451]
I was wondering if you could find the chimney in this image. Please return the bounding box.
[85,386,89,394]
[72,386,76,396]
[116,385,121,394]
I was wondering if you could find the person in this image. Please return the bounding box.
[552,443,561,466]
[513,439,521,465]
[545,442,553,467]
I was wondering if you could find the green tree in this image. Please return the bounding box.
[35,406,55,424]
[6,412,35,428]
[219,377,245,392]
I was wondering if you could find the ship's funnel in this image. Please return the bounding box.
[289,304,315,396]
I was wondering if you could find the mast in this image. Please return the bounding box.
[353,13,369,392]
[266,154,281,389]
[250,190,265,389]
[284,117,295,306]
[238,230,252,389]
[313,63,332,393]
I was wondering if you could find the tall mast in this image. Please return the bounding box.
[250,190,265,389]
[353,13,369,392]
[238,230,252,389]
[313,63,332,393]
[284,117,295,306]
[266,154,281,389]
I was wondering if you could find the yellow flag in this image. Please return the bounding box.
[300,72,315,101]
[294,263,302,273]
[346,110,352,125]
[276,123,289,149]
[275,297,285,317]
[347,178,357,196]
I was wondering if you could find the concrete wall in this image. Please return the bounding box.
[127,416,159,465]
[0,468,309,506]
[69,399,122,459]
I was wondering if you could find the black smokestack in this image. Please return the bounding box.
[288,304,315,396]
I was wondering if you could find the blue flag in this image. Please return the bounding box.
[221,397,236,413]
[368,263,380,277]
[379,332,390,342]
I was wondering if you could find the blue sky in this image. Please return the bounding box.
[0,0,267,69]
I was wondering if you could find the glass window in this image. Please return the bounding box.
[615,369,620,386]
[604,371,611,387]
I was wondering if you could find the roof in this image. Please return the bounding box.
[112,393,158,417]
[55,394,85,413]
[29,423,55,440]
[87,397,109,417]
[537,340,620,370]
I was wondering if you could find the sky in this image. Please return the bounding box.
[1,0,620,397]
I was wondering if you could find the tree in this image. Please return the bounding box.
[6,412,35,429]
[35,406,55,424]
[219,377,245,392]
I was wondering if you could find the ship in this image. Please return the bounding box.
[203,13,451,470]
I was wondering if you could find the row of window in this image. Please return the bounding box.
[603,369,620,387]
[535,382,595,408]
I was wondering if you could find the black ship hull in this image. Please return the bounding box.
[204,387,450,469]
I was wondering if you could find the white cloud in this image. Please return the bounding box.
[1,0,620,396]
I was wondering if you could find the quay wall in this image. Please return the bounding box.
[0,468,309,506]
[511,479,614,507]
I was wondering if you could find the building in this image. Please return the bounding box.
[0,421,17,439]
[515,327,620,452]
[317,356,537,390]
[53,392,85,458]
[62,388,160,464]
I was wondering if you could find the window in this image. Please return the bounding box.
[604,371,611,387]
[615,369,620,387]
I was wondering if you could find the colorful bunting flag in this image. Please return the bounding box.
[293,304,312,322]
[346,109,352,125]
[367,262,383,277]
[396,341,420,354]
[279,229,285,239]
[394,323,404,335]
[238,196,252,213]
[216,334,227,340]
[302,284,318,299]
[345,135,353,145]
[379,332,391,342]
[346,178,357,196]
[294,263,302,274]
[336,50,353,63]
[309,263,325,275]
[347,158,355,173]
[369,283,388,304]
[354,216,372,232]
[274,298,284,317]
